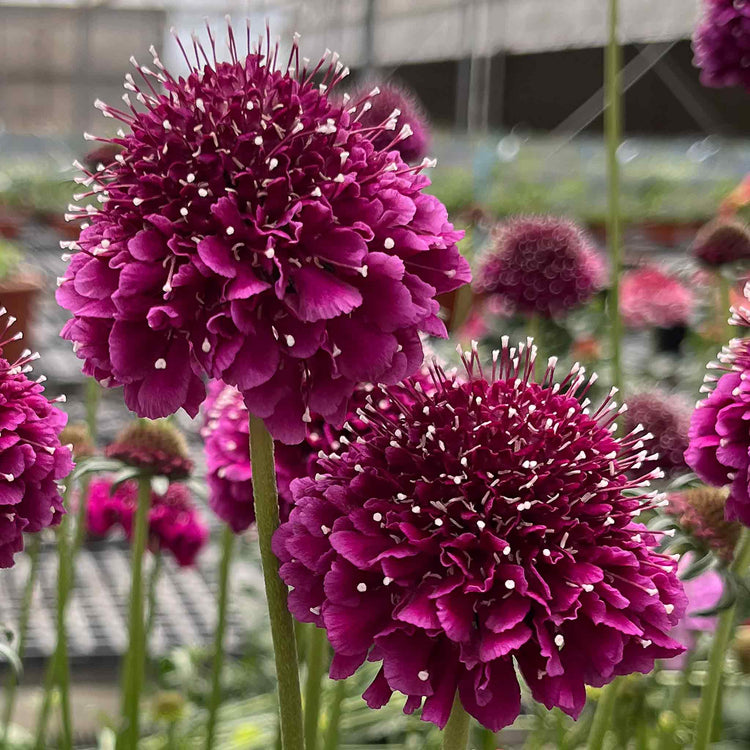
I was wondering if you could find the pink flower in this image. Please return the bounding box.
[692,217,750,267]
[57,27,469,443]
[620,265,694,329]
[274,341,686,731]
[0,312,73,567]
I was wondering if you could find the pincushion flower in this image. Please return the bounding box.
[57,29,469,444]
[87,477,207,567]
[106,420,193,479]
[0,311,73,567]
[666,487,739,561]
[274,341,686,731]
[474,216,605,318]
[348,81,430,163]
[620,265,694,329]
[60,422,96,460]
[693,0,750,91]
[692,217,750,267]
[623,391,691,478]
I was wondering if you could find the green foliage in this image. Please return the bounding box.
[0,239,22,281]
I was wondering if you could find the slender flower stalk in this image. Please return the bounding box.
[85,378,100,443]
[322,679,346,750]
[118,477,153,750]
[303,627,328,750]
[145,552,163,651]
[586,679,620,750]
[480,727,496,750]
[605,0,623,396]
[1,536,41,739]
[693,527,750,750]
[205,525,235,750]
[249,415,304,750]
[54,508,74,750]
[442,696,471,750]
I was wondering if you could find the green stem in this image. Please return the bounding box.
[2,535,41,740]
[693,527,750,750]
[85,378,100,443]
[54,512,73,750]
[145,551,163,654]
[117,476,153,750]
[480,726,497,750]
[442,694,471,750]
[322,679,346,750]
[718,272,733,342]
[605,0,624,397]
[249,415,305,750]
[33,664,56,750]
[586,679,620,750]
[205,525,235,750]
[303,626,328,750]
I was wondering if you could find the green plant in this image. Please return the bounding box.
[0,239,22,281]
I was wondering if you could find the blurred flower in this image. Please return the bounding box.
[623,391,691,478]
[475,216,605,318]
[86,478,207,567]
[692,217,750,267]
[57,28,469,443]
[106,420,193,480]
[348,80,430,163]
[82,143,122,173]
[274,341,686,731]
[693,0,750,91]
[0,311,73,567]
[151,691,186,724]
[620,265,694,329]
[59,422,95,460]
[666,486,740,561]
[571,335,601,362]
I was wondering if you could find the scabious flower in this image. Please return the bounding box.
[86,477,207,567]
[59,422,96,460]
[474,216,605,318]
[274,341,686,731]
[0,311,73,567]
[692,217,750,267]
[693,0,750,91]
[348,80,430,163]
[57,29,469,444]
[620,265,694,329]
[666,487,739,561]
[106,420,193,479]
[623,391,691,479]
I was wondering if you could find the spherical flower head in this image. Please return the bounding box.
[60,422,96,460]
[57,28,470,444]
[0,312,73,567]
[86,477,207,566]
[623,391,691,478]
[666,486,740,561]
[692,217,750,267]
[620,265,694,329]
[106,419,193,479]
[693,0,750,91]
[475,216,605,318]
[348,80,430,163]
[274,341,686,731]
[201,380,312,532]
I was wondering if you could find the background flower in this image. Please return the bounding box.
[106,420,193,479]
[274,342,685,731]
[692,217,750,267]
[475,215,605,318]
[620,265,694,329]
[0,311,73,567]
[57,31,469,443]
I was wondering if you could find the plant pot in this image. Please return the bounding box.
[0,209,24,239]
[654,325,687,354]
[0,272,44,363]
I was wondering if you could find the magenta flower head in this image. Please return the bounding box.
[0,311,73,567]
[87,477,207,567]
[274,340,686,731]
[348,80,430,164]
[57,27,469,444]
[692,217,750,267]
[623,391,691,479]
[693,0,750,91]
[475,216,605,319]
[620,265,694,329]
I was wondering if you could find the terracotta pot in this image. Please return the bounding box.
[0,272,44,362]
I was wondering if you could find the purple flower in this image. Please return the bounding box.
[692,217,750,267]
[348,81,430,164]
[623,391,692,478]
[57,28,469,444]
[274,341,686,731]
[475,216,605,318]
[0,312,73,567]
[106,420,193,480]
[693,0,750,91]
[86,477,207,567]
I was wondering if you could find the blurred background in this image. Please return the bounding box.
[1,1,750,747]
